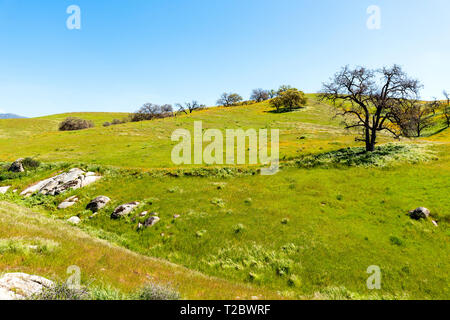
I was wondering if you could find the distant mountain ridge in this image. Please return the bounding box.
[0,113,26,119]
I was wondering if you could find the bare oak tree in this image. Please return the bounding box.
[250,89,270,102]
[391,100,435,137]
[176,101,205,115]
[320,65,421,152]
[217,93,243,107]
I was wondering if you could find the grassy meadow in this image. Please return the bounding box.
[0,96,449,300]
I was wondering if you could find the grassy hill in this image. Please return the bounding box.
[0,95,393,169]
[0,201,278,299]
[0,96,449,299]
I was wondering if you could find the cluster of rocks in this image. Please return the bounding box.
[0,273,53,300]
[20,168,101,197]
[66,196,111,224]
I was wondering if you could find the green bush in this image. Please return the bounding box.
[22,157,41,170]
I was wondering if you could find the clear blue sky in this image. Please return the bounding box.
[0,0,449,117]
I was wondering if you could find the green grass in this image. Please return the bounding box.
[0,95,449,300]
[0,201,279,300]
[0,96,393,169]
[1,154,448,299]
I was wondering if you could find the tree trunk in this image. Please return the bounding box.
[366,127,376,152]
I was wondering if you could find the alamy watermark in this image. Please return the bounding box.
[366,265,381,290]
[66,5,81,30]
[171,121,279,175]
[367,5,381,30]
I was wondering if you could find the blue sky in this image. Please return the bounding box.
[0,0,449,117]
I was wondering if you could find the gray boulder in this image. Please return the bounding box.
[86,196,111,212]
[8,158,24,173]
[0,186,11,194]
[0,273,53,300]
[409,207,430,220]
[57,196,79,210]
[67,216,81,225]
[144,216,160,227]
[20,168,101,197]
[111,202,140,219]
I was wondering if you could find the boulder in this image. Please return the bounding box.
[139,211,148,217]
[20,169,102,197]
[86,196,111,212]
[409,207,430,220]
[144,216,160,227]
[0,186,11,194]
[8,158,24,173]
[111,202,140,219]
[0,273,53,300]
[57,196,79,210]
[67,216,81,225]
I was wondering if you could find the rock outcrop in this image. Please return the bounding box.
[0,273,53,300]
[8,159,24,173]
[67,216,81,225]
[86,196,111,212]
[144,216,160,227]
[111,202,140,219]
[0,186,11,194]
[20,168,101,197]
[409,207,430,220]
[57,196,79,209]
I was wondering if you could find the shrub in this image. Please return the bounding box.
[59,117,94,131]
[29,282,89,300]
[22,157,41,170]
[103,122,111,127]
[135,282,181,300]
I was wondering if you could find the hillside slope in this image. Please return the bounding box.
[0,201,279,300]
[0,96,387,168]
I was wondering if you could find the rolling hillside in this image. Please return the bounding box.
[0,96,449,299]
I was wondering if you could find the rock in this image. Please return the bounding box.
[57,196,79,210]
[0,186,11,194]
[67,216,81,225]
[139,211,148,217]
[173,214,181,219]
[20,168,102,197]
[144,216,160,227]
[0,273,53,300]
[81,175,102,187]
[111,202,140,219]
[8,158,24,173]
[409,207,430,220]
[86,196,111,212]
